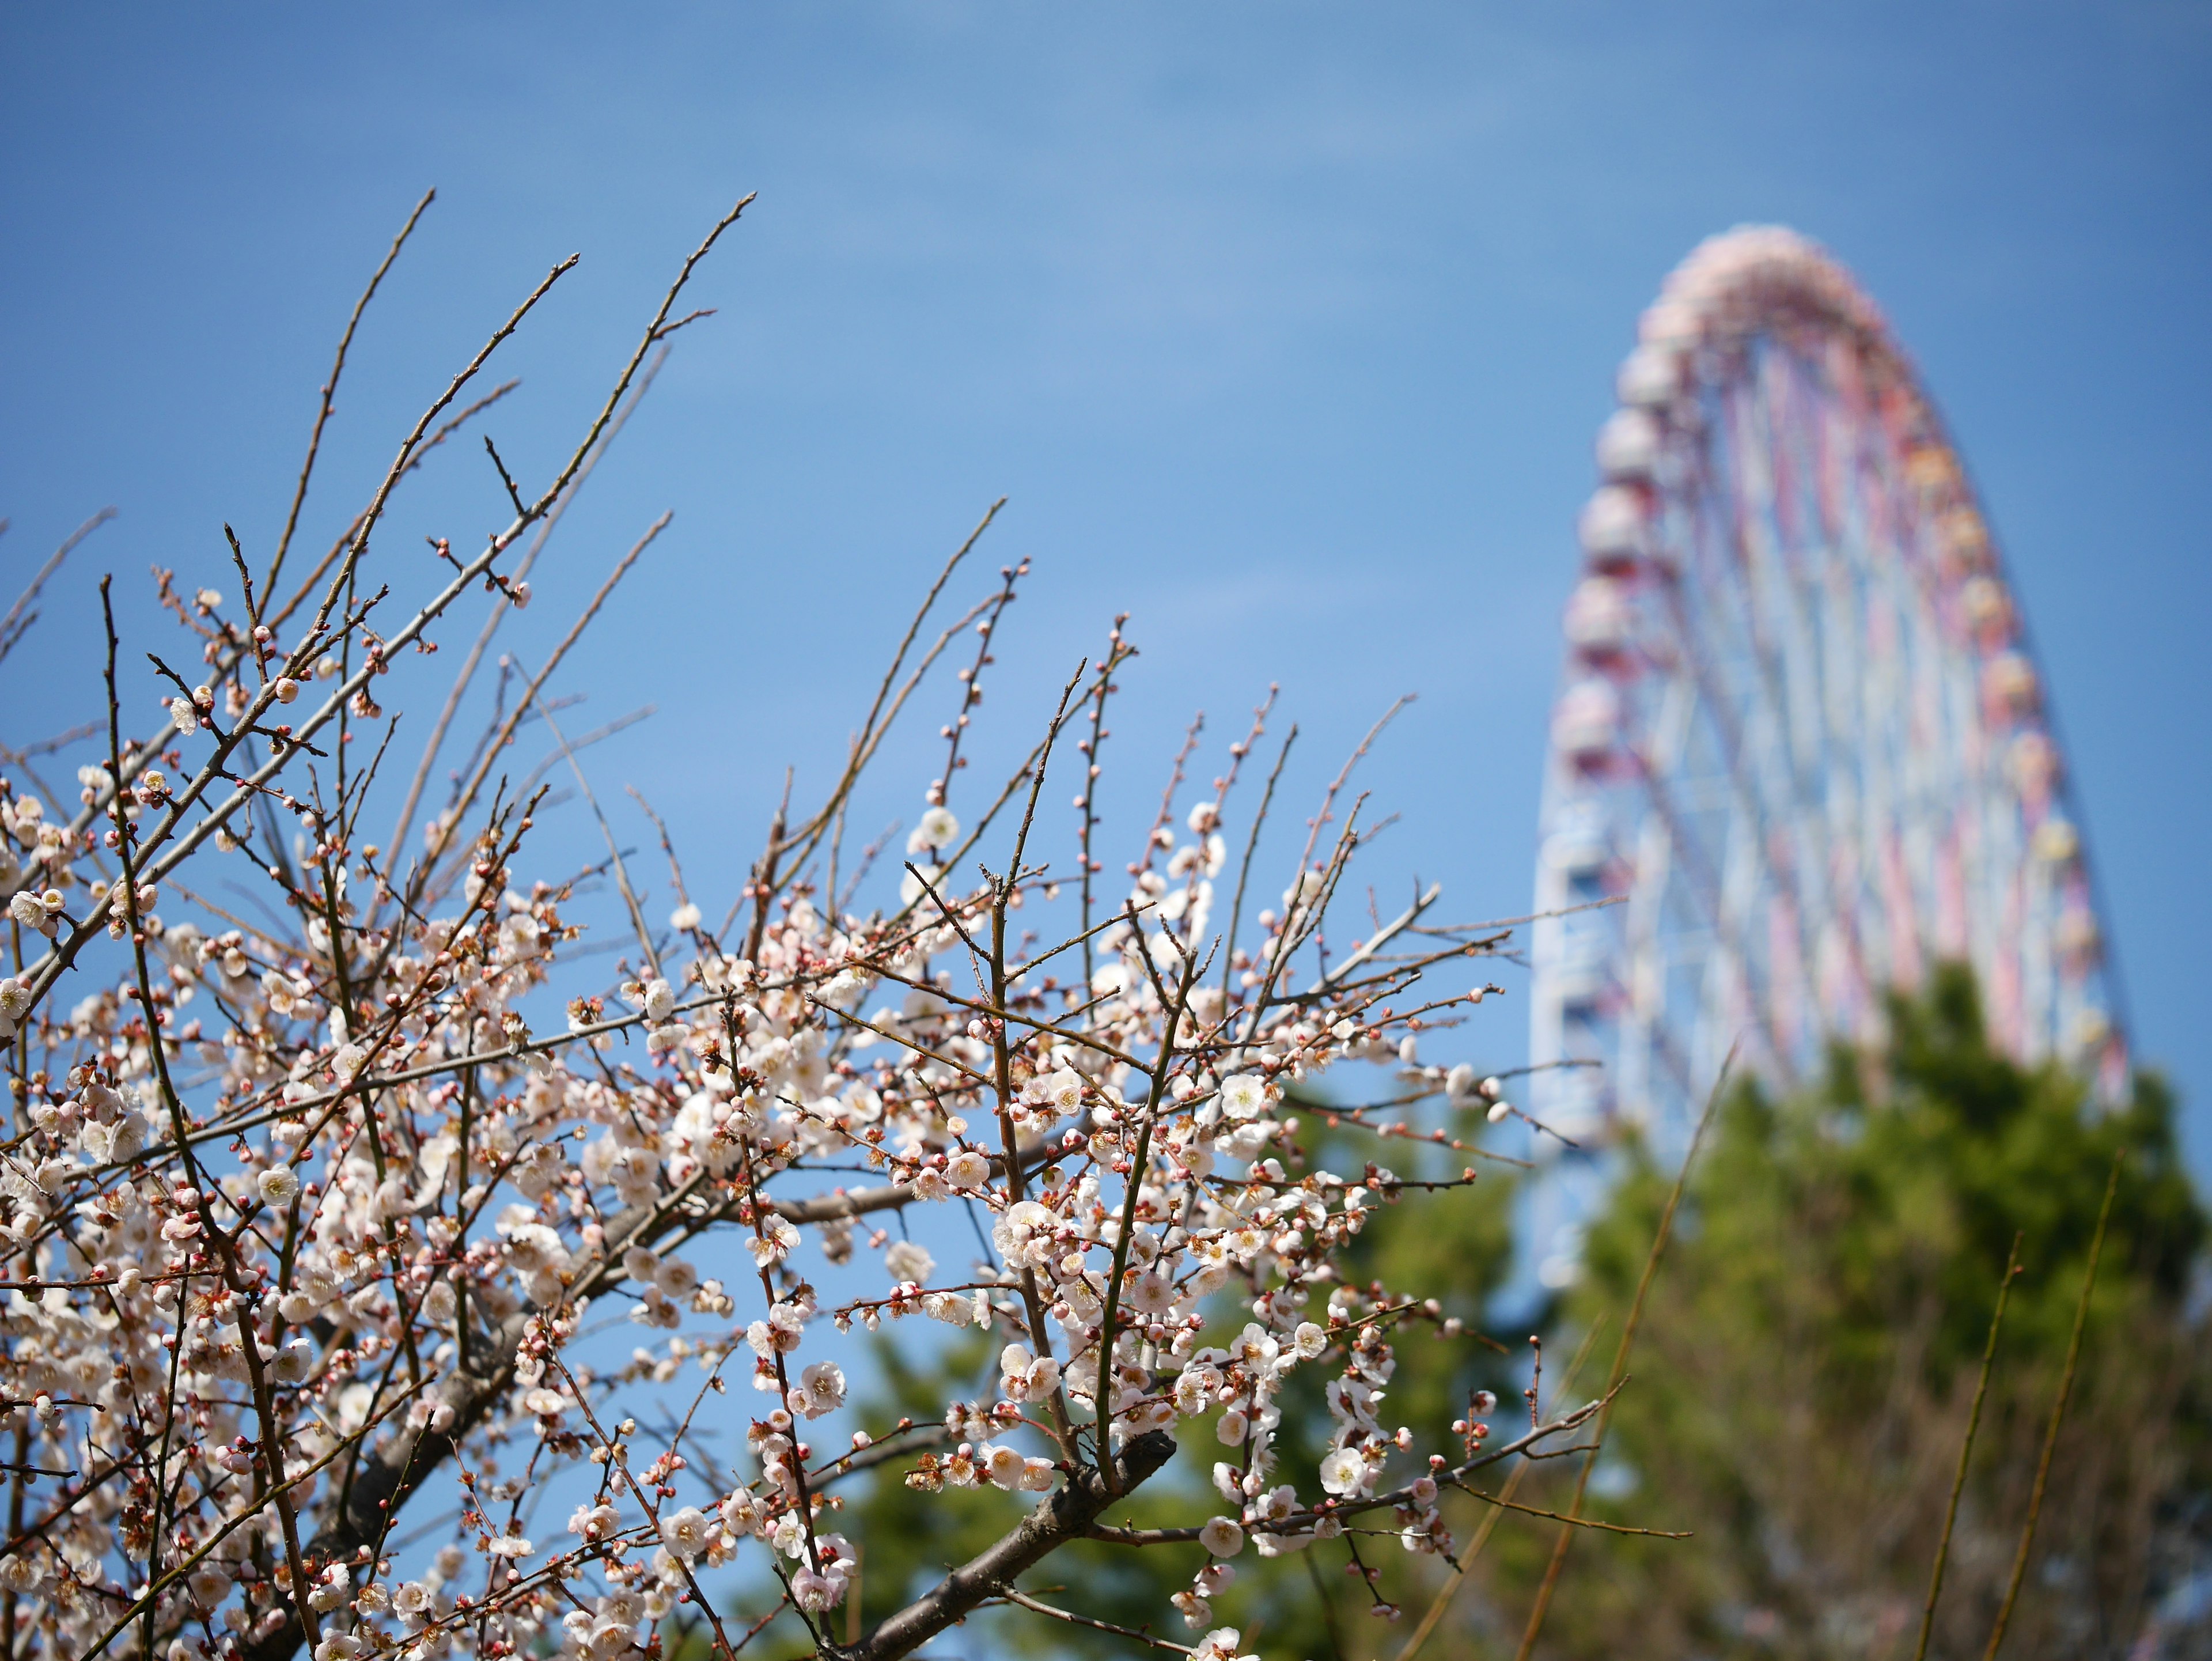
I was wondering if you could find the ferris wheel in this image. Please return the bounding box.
[1521,226,2126,1289]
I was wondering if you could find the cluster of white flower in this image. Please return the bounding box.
[0,638,1564,1661]
[0,205,1594,1661]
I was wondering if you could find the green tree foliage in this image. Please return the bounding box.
[1472,966,2207,1660]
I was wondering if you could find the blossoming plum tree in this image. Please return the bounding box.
[0,198,1600,1661]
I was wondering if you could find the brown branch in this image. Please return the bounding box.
[265,377,520,633]
[1084,1394,1615,1549]
[839,1429,1177,1661]
[233,1171,715,1661]
[1983,1151,2123,1659]
[1448,1480,1690,1537]
[407,511,671,898]
[382,345,664,868]
[0,506,114,666]
[1914,1233,2024,1661]
[995,1587,1193,1654]
[1394,1321,1612,1661]
[265,187,434,597]
[529,195,752,524]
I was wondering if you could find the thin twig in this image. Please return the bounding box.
[265,378,520,634]
[996,1588,1194,1655]
[1395,1320,1611,1661]
[1450,1482,1690,1537]
[265,187,435,597]
[1984,1161,2115,1661]
[1221,724,1295,1003]
[1511,1042,1736,1661]
[1915,1232,2024,1661]
[386,346,671,868]
[0,507,115,666]
[531,686,658,975]
[403,511,670,900]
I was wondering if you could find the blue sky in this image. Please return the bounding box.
[3,3,2209,1174]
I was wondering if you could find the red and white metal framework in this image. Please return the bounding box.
[1523,226,2124,1288]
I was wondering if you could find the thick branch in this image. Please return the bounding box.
[233,1179,696,1661]
[837,1429,1177,1661]
[233,1312,527,1661]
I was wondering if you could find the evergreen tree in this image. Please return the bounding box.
[1481,966,2207,1660]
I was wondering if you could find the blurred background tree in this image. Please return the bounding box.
[1464,964,2209,1660]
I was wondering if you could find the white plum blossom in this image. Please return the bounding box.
[797,1360,846,1418]
[391,1581,433,1621]
[1023,1065,1085,1116]
[1194,1629,1260,1661]
[256,1163,301,1206]
[1200,1516,1245,1557]
[570,1501,620,1542]
[721,1489,764,1537]
[1319,1447,1370,1497]
[907,805,960,854]
[999,1342,1062,1403]
[660,1507,711,1558]
[747,1213,801,1269]
[0,307,1569,1661]
[981,1443,1028,1490]
[1218,1073,1268,1120]
[884,1238,934,1283]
